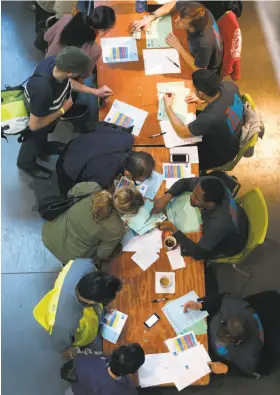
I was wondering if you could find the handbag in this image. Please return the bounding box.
[60,359,78,383]
[38,192,92,221]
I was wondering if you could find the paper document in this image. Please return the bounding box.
[132,250,159,271]
[157,82,189,123]
[166,192,202,233]
[167,247,186,270]
[101,310,128,344]
[163,162,191,179]
[178,319,207,336]
[142,170,164,200]
[105,99,148,136]
[156,272,176,294]
[162,291,209,334]
[138,353,174,387]
[143,48,181,75]
[165,331,198,355]
[122,200,166,235]
[115,176,148,197]
[123,228,162,253]
[146,15,173,48]
[160,119,202,149]
[101,37,138,63]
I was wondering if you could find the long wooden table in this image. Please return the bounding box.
[96,0,195,145]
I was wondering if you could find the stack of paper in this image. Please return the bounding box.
[142,170,164,200]
[101,37,138,63]
[143,48,181,75]
[146,15,173,48]
[138,353,174,387]
[105,99,148,136]
[163,162,191,189]
[157,81,189,123]
[101,310,128,344]
[165,331,198,355]
[115,176,148,197]
[167,247,186,270]
[160,119,203,149]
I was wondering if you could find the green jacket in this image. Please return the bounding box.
[42,182,125,264]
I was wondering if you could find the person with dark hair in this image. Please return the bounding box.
[163,69,244,170]
[182,293,267,377]
[44,7,116,78]
[56,122,155,195]
[131,1,223,73]
[68,343,145,395]
[153,176,248,260]
[33,258,122,354]
[17,46,113,180]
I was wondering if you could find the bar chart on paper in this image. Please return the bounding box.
[101,310,128,344]
[165,331,198,355]
[101,37,139,63]
[111,112,134,128]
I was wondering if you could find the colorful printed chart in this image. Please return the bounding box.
[165,331,198,355]
[109,46,129,61]
[101,310,128,344]
[111,111,134,128]
[163,163,191,179]
[101,37,138,63]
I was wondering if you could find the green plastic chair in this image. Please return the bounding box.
[208,94,258,172]
[211,188,269,278]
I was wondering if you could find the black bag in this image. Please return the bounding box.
[60,359,78,383]
[38,192,92,221]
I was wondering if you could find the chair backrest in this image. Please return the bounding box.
[236,188,268,258]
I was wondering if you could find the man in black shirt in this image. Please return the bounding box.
[17,46,113,179]
[164,69,243,170]
[153,176,248,260]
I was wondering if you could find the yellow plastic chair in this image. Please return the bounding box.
[211,188,268,278]
[208,94,258,172]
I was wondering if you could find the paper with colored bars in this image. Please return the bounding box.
[166,191,202,233]
[163,162,191,180]
[101,37,138,63]
[105,99,148,136]
[143,48,181,75]
[115,176,148,197]
[162,291,208,334]
[146,15,173,48]
[157,81,189,123]
[101,310,128,344]
[165,331,198,355]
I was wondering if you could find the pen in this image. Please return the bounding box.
[166,56,180,68]
[152,298,170,303]
[149,132,166,139]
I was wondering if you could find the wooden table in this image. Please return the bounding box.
[95,0,195,145]
[104,147,209,386]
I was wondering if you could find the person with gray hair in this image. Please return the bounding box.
[17,46,113,179]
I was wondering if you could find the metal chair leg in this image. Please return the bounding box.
[232,264,251,279]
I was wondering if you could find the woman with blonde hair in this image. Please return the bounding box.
[42,182,144,265]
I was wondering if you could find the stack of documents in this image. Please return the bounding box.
[143,48,181,75]
[101,310,128,344]
[160,119,203,149]
[101,37,138,63]
[157,81,189,123]
[138,353,174,387]
[115,171,164,200]
[165,331,198,355]
[167,247,186,270]
[146,15,173,48]
[163,162,192,189]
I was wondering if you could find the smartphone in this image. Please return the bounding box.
[144,313,160,328]
[170,153,189,163]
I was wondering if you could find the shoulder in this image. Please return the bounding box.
[102,212,126,234]
[68,182,102,197]
[86,42,102,59]
[221,81,240,95]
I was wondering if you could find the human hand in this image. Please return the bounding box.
[185,92,200,104]
[97,85,114,98]
[209,362,228,374]
[166,33,182,51]
[183,301,202,313]
[163,93,175,108]
[62,97,73,112]
[156,221,177,233]
[130,15,153,32]
[151,196,169,215]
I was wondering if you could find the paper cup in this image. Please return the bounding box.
[164,236,177,251]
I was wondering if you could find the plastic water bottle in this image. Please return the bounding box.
[135,0,148,13]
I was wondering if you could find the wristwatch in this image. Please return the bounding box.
[60,108,65,115]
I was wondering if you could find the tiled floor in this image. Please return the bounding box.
[1,2,280,395]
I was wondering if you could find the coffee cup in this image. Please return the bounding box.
[164,236,177,251]
[160,276,172,288]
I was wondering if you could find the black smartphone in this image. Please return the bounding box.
[144,313,160,329]
[170,153,189,163]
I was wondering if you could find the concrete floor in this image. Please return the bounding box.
[1,2,280,395]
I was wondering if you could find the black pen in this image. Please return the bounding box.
[149,132,166,139]
[166,56,180,68]
[151,298,170,303]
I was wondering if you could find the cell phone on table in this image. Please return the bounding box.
[144,313,160,329]
[170,153,189,163]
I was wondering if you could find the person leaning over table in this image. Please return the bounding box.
[33,258,122,355]
[131,1,223,74]
[154,176,248,260]
[183,292,268,377]
[67,343,145,395]
[164,69,244,171]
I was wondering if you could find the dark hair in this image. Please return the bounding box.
[180,2,209,33]
[218,316,252,345]
[192,69,220,97]
[77,271,122,304]
[109,343,145,376]
[125,152,155,180]
[200,177,225,204]
[59,7,115,48]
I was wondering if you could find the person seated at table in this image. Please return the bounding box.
[68,343,145,395]
[164,69,243,170]
[131,1,223,74]
[42,182,144,265]
[44,7,116,79]
[33,258,122,354]
[154,176,248,260]
[183,291,280,377]
[56,122,155,195]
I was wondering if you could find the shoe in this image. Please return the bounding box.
[19,164,52,179]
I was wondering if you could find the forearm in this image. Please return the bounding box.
[70,79,98,96]
[198,293,225,314]
[173,230,210,260]
[153,1,177,18]
[177,46,199,72]
[29,110,61,131]
[165,105,193,138]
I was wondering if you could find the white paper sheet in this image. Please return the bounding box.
[131,250,159,271]
[155,272,176,294]
[123,228,162,253]
[167,247,186,270]
[160,119,202,148]
[101,37,138,63]
[143,48,181,75]
[170,146,199,163]
[105,99,148,136]
[100,310,128,344]
[138,353,174,387]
